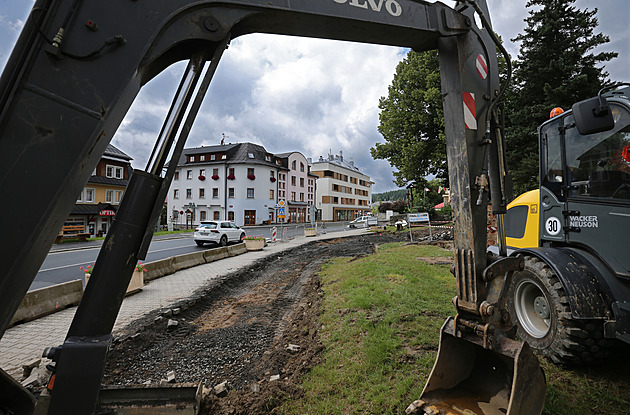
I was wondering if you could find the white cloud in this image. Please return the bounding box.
[1,0,628,193]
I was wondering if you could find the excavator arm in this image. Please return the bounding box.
[0,1,543,413]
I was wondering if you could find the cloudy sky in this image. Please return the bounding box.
[0,1,627,193]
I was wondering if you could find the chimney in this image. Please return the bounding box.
[339,150,343,162]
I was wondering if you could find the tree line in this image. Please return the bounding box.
[372,0,618,197]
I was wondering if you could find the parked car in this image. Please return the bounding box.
[194,221,246,247]
[349,215,378,228]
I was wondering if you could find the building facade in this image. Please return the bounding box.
[275,152,318,224]
[310,151,373,222]
[167,143,315,227]
[70,144,133,237]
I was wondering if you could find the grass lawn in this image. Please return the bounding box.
[278,242,630,415]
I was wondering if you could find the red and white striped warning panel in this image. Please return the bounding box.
[476,54,488,79]
[463,92,477,130]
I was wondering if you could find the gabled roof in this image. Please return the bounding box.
[105,144,133,161]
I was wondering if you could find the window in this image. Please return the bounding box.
[300,162,304,172]
[199,188,205,198]
[200,155,205,161]
[85,188,95,203]
[291,176,296,186]
[247,167,255,176]
[190,155,195,162]
[173,189,180,199]
[247,188,254,198]
[270,189,274,199]
[200,210,207,221]
[564,107,630,201]
[276,160,282,165]
[248,153,254,159]
[222,154,227,160]
[174,171,179,180]
[114,190,123,204]
[265,154,272,162]
[228,211,234,221]
[106,189,114,203]
[300,177,304,187]
[210,154,216,160]
[228,188,235,198]
[106,165,124,179]
[292,160,296,170]
[186,188,192,199]
[270,171,275,178]
[187,170,193,180]
[213,188,219,198]
[200,169,205,177]
[214,211,220,220]
[213,168,219,176]
[229,167,235,176]
[291,191,296,201]
[300,192,304,202]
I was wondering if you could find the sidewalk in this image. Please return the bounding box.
[0,228,368,380]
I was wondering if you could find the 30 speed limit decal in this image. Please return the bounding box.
[545,216,562,236]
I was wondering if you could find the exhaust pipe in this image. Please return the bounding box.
[413,317,545,415]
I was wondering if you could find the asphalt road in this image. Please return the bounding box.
[31,222,353,291]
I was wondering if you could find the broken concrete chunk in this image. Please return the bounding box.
[167,319,179,330]
[269,374,280,382]
[166,370,176,383]
[21,366,50,388]
[405,400,428,414]
[287,344,300,353]
[249,383,260,393]
[214,381,229,397]
[171,307,181,315]
[22,358,41,378]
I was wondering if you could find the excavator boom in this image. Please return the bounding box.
[0,1,544,413]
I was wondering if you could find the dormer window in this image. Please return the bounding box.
[190,155,195,162]
[265,154,272,162]
[211,154,216,160]
[248,153,254,159]
[200,155,205,161]
[222,154,227,160]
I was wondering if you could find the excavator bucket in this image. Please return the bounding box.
[416,317,546,415]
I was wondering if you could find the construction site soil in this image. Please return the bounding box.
[102,230,442,414]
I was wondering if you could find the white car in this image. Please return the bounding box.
[194,221,246,247]
[349,215,378,228]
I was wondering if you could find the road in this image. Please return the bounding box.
[32,222,353,291]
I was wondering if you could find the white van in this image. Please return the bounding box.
[349,215,378,228]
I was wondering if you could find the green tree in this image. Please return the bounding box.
[506,0,617,194]
[371,50,446,188]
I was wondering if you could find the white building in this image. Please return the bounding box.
[167,143,316,227]
[310,151,373,222]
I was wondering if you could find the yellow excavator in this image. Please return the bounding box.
[500,89,630,366]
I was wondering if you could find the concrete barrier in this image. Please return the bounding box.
[144,257,174,282]
[12,243,249,326]
[171,251,206,272]
[203,247,229,263]
[10,279,83,326]
[227,243,247,256]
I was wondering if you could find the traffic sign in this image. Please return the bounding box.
[278,207,286,218]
